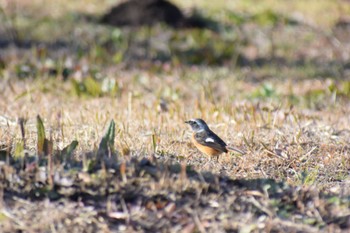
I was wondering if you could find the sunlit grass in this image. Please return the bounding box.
[174,0,350,28]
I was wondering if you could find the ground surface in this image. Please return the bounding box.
[1,0,350,232]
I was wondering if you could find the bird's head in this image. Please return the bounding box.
[185,118,209,132]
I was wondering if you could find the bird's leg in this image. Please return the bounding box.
[215,155,219,162]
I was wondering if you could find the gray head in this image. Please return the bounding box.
[185,118,209,132]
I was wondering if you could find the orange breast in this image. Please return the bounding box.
[191,134,222,156]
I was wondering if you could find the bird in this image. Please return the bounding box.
[185,118,245,159]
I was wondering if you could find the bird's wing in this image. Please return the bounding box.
[194,130,228,153]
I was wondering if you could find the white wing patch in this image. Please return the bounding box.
[205,137,215,143]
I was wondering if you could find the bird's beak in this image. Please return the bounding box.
[185,120,190,124]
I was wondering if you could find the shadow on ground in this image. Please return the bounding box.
[1,156,350,232]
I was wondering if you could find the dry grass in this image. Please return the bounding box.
[1,66,350,184]
[1,67,350,231]
[1,0,350,232]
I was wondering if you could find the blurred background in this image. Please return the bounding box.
[1,3,350,231]
[1,0,349,79]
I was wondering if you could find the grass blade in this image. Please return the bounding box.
[36,115,46,157]
[98,119,116,157]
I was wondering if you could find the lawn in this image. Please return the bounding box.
[0,0,350,232]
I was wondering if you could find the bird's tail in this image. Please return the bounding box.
[226,146,246,155]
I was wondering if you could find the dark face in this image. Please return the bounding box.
[185,118,209,132]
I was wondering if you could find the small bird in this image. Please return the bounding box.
[185,118,245,159]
